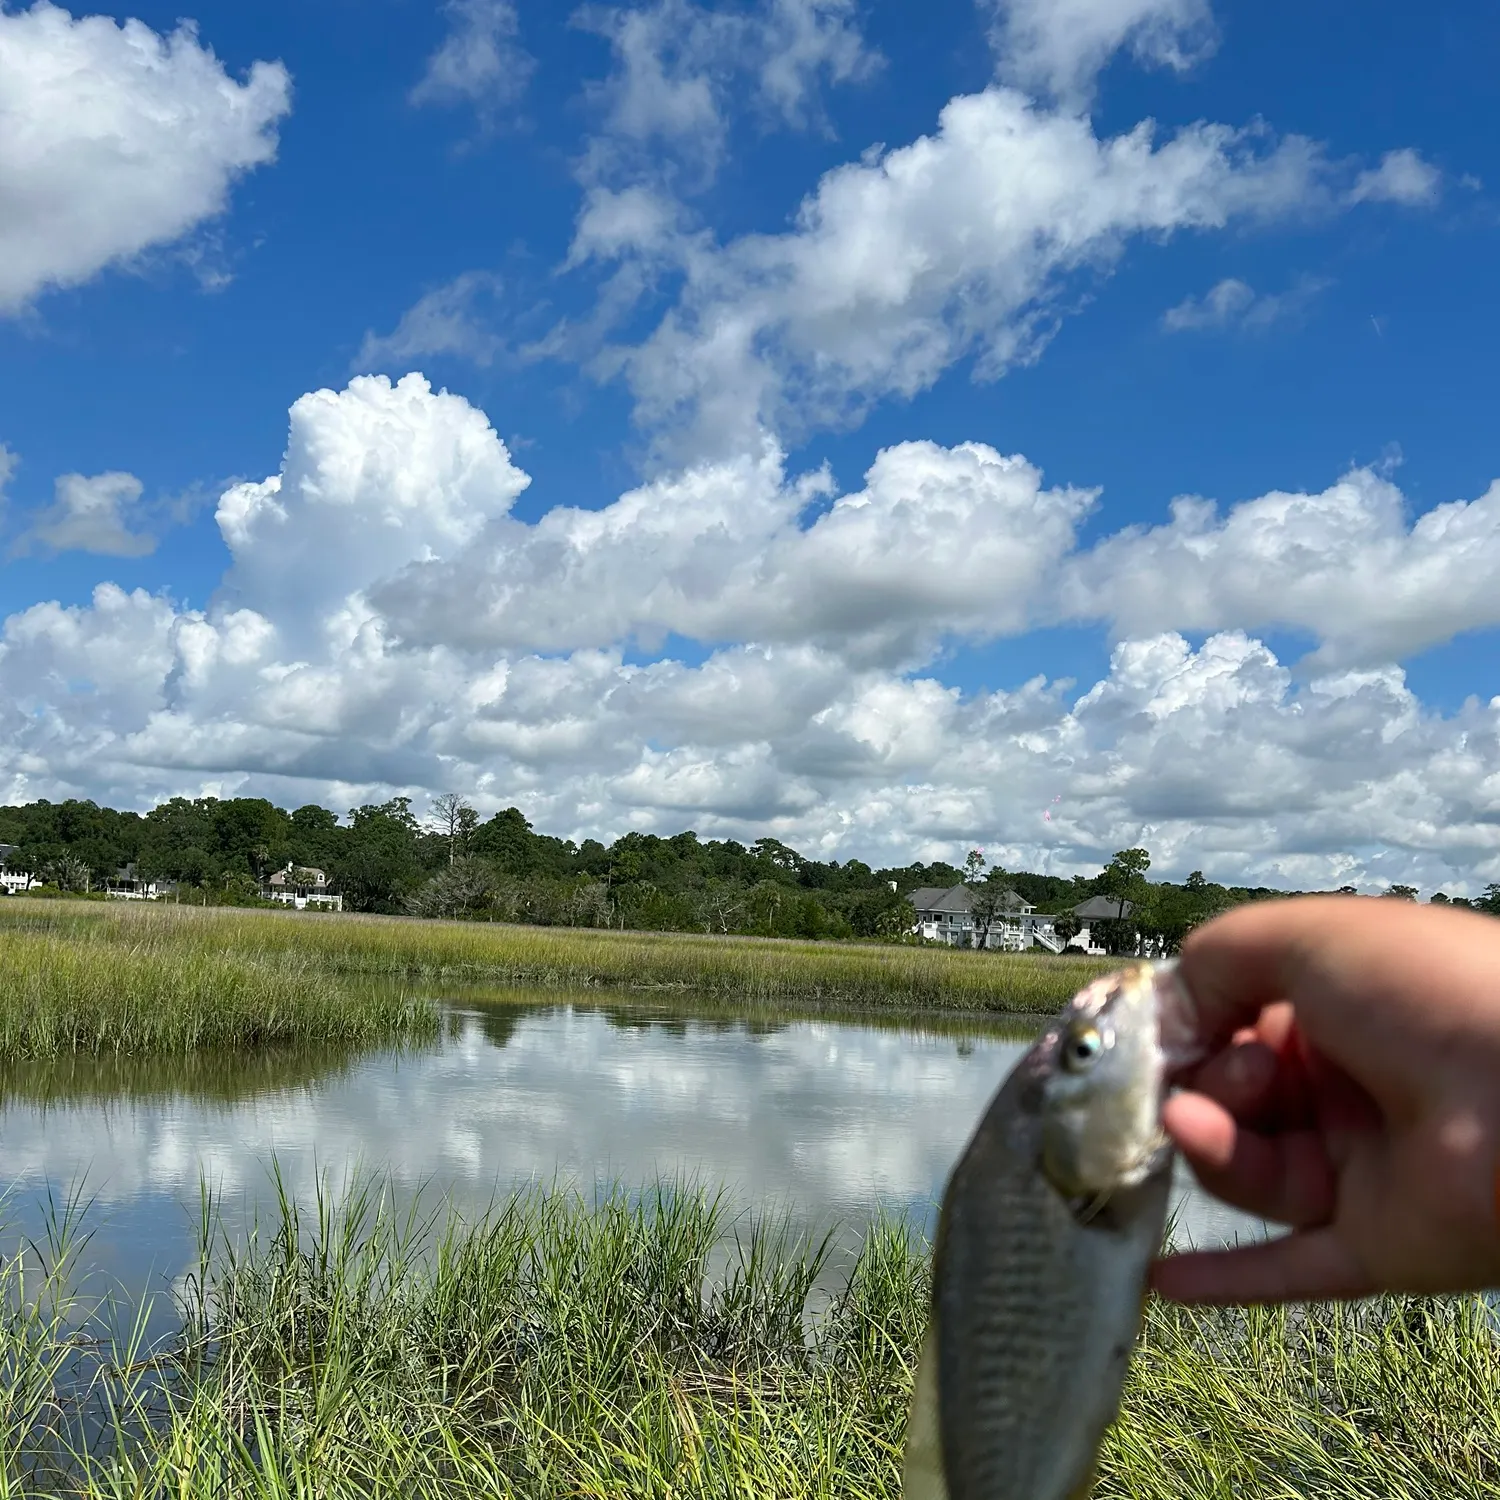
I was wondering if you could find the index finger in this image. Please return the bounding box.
[1175,896,1356,1054]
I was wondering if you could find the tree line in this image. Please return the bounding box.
[0,796,1494,949]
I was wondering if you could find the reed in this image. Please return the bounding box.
[0,928,437,1061]
[2,1179,1496,1498]
[0,898,1114,1017]
[1106,1294,1500,1496]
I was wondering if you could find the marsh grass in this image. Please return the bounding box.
[3,1178,1497,1498]
[1106,1295,1500,1496]
[0,928,437,1061]
[5,1176,928,1499]
[0,899,1113,1018]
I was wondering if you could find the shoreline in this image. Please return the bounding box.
[0,899,1116,1063]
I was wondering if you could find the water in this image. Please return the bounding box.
[0,991,1264,1317]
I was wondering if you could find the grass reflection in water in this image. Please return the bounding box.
[0,1042,377,1111]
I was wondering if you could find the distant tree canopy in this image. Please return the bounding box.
[0,796,1481,941]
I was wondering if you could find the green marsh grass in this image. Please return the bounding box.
[1106,1295,1500,1496]
[0,899,1113,1018]
[0,927,436,1061]
[2,1178,1497,1498]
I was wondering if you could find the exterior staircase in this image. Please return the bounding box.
[1030,925,1064,953]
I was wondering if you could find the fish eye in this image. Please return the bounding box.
[1061,1022,1104,1073]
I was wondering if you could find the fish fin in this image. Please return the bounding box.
[901,1325,949,1500]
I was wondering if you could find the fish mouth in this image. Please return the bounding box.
[1149,960,1211,1080]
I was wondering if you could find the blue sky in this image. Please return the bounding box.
[2,0,1498,890]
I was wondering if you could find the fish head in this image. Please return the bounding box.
[1037,963,1172,1203]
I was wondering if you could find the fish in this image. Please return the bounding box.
[902,960,1202,1500]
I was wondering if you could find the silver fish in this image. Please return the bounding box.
[903,960,1201,1500]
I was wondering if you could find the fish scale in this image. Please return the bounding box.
[903,964,1178,1500]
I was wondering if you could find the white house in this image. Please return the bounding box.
[104,864,170,900]
[263,864,343,911]
[0,844,35,895]
[908,885,1064,952]
[1067,895,1139,955]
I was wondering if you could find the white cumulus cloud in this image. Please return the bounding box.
[371,437,1095,665]
[2,377,1498,894]
[215,373,531,635]
[1058,466,1500,668]
[615,88,1333,457]
[984,0,1215,108]
[0,1,291,313]
[12,471,156,557]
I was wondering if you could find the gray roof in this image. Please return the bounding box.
[908,885,971,915]
[909,884,1035,917]
[1071,895,1136,920]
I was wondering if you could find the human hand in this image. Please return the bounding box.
[1152,896,1500,1304]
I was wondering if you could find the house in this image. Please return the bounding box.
[104,864,169,900]
[263,863,343,911]
[1067,895,1138,955]
[908,885,1064,952]
[0,844,35,895]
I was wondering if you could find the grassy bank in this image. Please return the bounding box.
[0,899,1114,1018]
[0,926,436,1061]
[3,1180,1496,1498]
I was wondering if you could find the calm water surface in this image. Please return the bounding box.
[0,991,1264,1313]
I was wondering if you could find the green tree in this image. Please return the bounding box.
[286,804,342,871]
[471,808,543,876]
[1092,916,1139,957]
[696,881,746,935]
[216,870,264,905]
[753,837,804,878]
[1384,884,1419,901]
[334,801,423,912]
[748,880,786,935]
[1100,848,1152,919]
[846,887,914,940]
[1052,913,1082,951]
